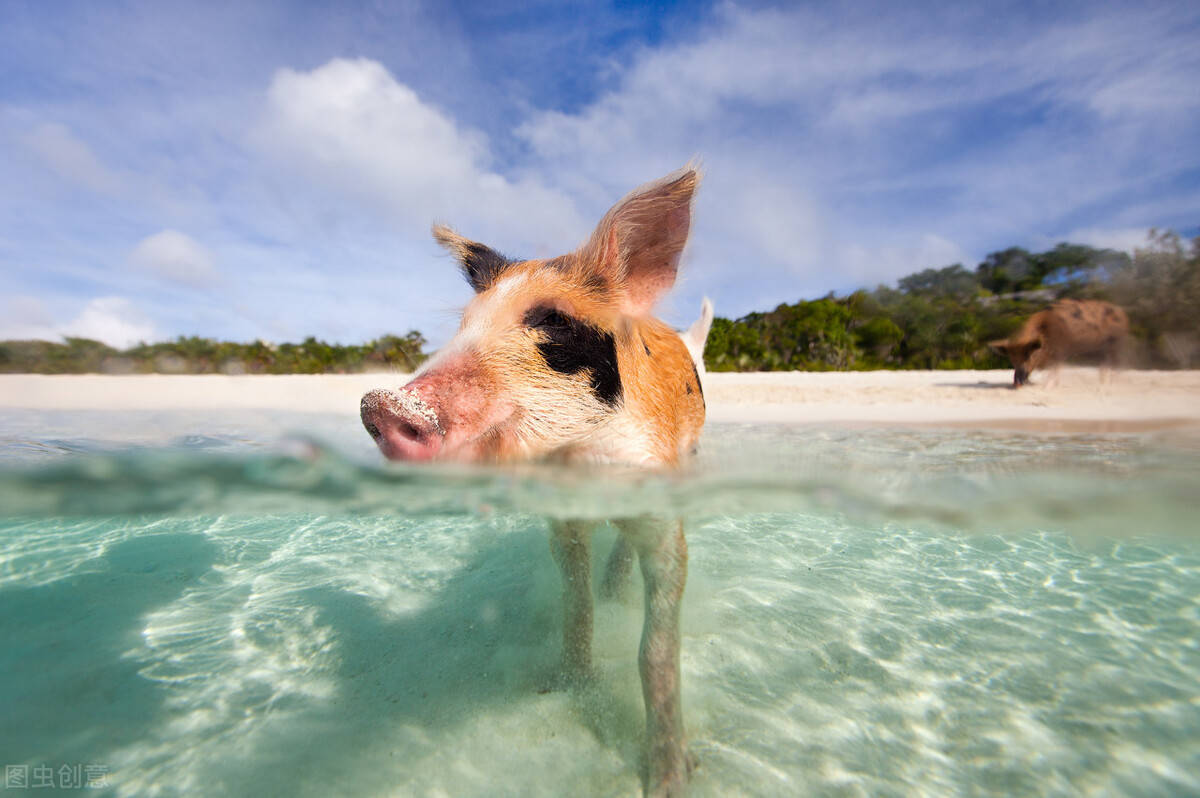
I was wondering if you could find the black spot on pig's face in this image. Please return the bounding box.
[523,305,623,406]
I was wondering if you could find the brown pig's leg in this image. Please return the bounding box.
[1101,337,1124,385]
[549,520,596,678]
[617,517,689,797]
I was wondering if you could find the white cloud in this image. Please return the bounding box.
[257,58,588,250]
[63,297,157,347]
[0,296,156,348]
[130,230,219,287]
[23,122,123,194]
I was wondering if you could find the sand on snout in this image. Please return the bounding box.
[1,368,1198,430]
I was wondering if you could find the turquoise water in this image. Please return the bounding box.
[1,410,1198,796]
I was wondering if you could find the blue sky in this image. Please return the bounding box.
[2,0,1198,347]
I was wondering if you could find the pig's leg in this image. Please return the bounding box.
[1044,362,1061,389]
[616,517,690,797]
[549,520,596,678]
[599,534,634,600]
[1100,336,1124,385]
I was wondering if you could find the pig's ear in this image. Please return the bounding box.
[988,340,1009,355]
[433,225,512,293]
[582,166,699,316]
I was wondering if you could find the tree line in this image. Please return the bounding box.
[2,229,1196,374]
[703,229,1199,371]
[0,332,427,375]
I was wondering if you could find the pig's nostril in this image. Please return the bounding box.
[396,420,422,441]
[365,422,381,439]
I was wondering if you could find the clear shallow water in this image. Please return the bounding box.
[1,411,1198,796]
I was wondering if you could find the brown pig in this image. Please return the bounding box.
[989,298,1129,387]
[360,167,711,796]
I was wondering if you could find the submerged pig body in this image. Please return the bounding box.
[361,167,709,797]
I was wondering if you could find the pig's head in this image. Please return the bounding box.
[361,167,698,463]
[989,335,1045,387]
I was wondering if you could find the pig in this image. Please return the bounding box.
[989,298,1130,387]
[360,167,711,796]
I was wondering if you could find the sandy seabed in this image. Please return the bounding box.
[2,368,1198,431]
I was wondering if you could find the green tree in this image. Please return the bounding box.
[897,264,979,298]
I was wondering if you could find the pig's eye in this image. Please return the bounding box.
[521,303,623,406]
[523,305,570,330]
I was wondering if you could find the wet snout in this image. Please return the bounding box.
[1013,366,1029,387]
[360,387,445,461]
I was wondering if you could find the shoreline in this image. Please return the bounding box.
[2,369,1199,430]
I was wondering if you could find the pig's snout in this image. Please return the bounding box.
[360,388,445,461]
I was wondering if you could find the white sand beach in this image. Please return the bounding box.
[2,368,1198,429]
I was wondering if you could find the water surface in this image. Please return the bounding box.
[1,410,1197,796]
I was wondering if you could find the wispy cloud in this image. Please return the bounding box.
[23,122,125,195]
[517,3,1198,305]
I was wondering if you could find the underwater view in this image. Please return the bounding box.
[1,409,1198,797]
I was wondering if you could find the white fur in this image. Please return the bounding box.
[681,297,713,370]
[418,272,531,376]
